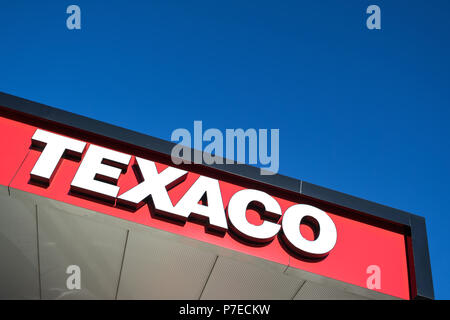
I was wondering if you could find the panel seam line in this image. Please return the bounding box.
[291,280,306,300]
[115,229,129,300]
[198,255,219,300]
[7,149,30,195]
[35,204,42,300]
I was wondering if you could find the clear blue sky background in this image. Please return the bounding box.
[1,1,448,298]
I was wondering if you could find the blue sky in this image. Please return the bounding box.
[1,1,449,298]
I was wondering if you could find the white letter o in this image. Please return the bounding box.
[281,204,337,258]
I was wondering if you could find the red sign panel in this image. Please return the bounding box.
[0,115,411,299]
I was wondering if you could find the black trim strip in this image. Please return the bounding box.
[410,215,435,299]
[0,91,434,299]
[300,181,411,226]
